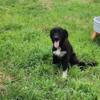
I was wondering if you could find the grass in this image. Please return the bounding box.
[0,0,100,99]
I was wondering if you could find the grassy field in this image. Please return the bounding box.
[0,0,100,100]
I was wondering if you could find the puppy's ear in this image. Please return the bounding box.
[63,29,68,38]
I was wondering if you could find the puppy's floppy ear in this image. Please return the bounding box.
[63,29,68,38]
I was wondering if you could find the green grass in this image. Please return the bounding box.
[0,0,100,99]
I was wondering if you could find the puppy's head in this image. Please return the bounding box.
[50,27,68,48]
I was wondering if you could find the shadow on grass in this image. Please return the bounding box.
[93,0,100,3]
[0,24,22,33]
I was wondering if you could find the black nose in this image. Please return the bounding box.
[54,36,59,41]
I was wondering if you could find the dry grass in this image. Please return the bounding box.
[39,0,53,10]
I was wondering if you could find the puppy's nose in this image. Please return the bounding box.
[55,37,59,41]
[54,36,59,41]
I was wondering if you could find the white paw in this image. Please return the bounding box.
[62,70,68,78]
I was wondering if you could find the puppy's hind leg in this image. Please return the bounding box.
[70,53,80,66]
[70,53,86,70]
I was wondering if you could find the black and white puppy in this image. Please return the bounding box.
[50,27,97,78]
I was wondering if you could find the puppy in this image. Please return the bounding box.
[50,27,97,78]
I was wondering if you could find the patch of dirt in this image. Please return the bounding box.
[0,71,4,84]
[0,71,6,95]
[39,0,53,10]
[0,69,14,95]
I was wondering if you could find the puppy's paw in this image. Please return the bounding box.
[62,70,68,79]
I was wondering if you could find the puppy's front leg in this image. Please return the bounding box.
[62,57,69,78]
[62,69,68,78]
[53,55,60,64]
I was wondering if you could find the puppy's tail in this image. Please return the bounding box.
[78,61,98,70]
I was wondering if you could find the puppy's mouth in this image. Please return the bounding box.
[54,41,60,48]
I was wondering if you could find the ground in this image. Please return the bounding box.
[0,0,100,100]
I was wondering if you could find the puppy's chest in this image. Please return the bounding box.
[53,48,67,57]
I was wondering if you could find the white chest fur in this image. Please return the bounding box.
[53,48,67,57]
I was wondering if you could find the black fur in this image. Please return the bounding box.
[50,27,97,71]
